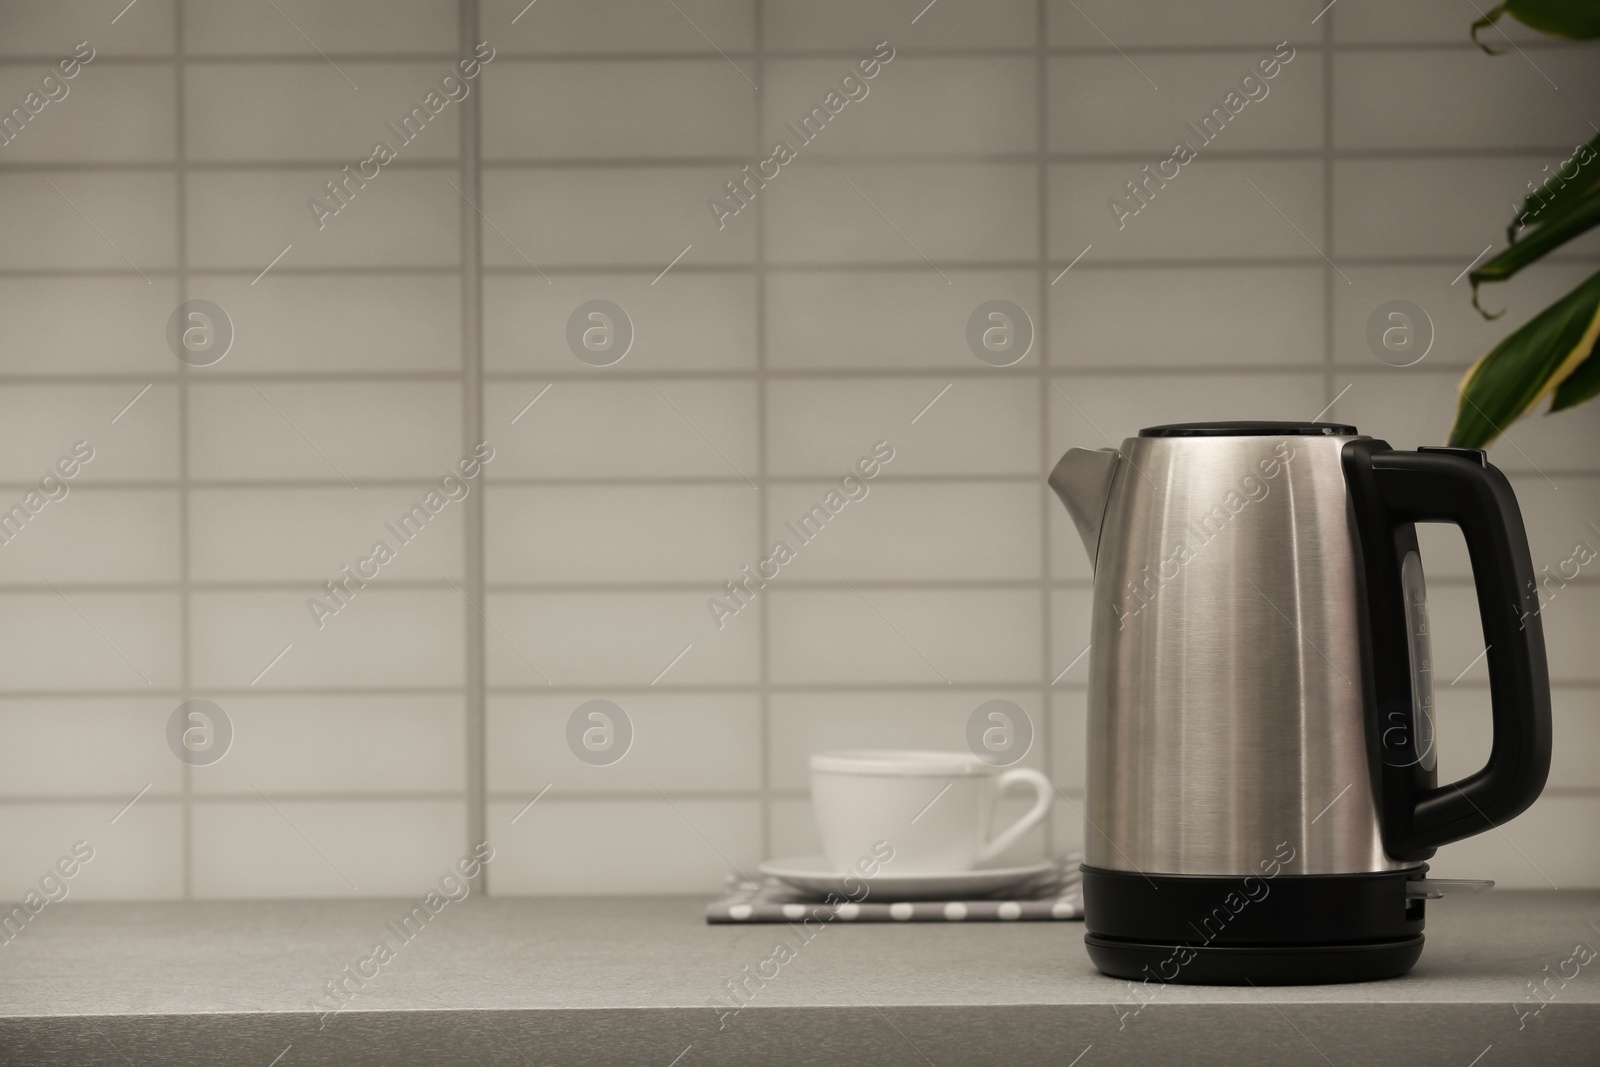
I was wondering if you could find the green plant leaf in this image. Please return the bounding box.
[1509,133,1600,240]
[1449,268,1600,448]
[1474,0,1600,52]
[1472,3,1512,50]
[1470,181,1600,316]
[1552,335,1600,410]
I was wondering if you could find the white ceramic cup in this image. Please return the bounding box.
[809,750,1053,875]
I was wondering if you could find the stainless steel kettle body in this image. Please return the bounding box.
[1052,421,1552,985]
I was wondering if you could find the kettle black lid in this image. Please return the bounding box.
[1139,421,1358,438]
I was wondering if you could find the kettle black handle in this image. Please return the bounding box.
[1361,446,1552,851]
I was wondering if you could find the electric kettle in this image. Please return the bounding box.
[1051,421,1551,984]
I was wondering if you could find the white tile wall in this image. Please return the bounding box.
[767,0,1036,50]
[484,273,756,373]
[1332,50,1600,150]
[193,274,462,374]
[1334,158,1600,260]
[764,58,1038,156]
[0,384,179,482]
[1,0,1597,902]
[487,381,760,478]
[487,798,762,894]
[483,61,758,160]
[768,589,1042,684]
[190,799,466,898]
[766,270,1036,370]
[768,163,1039,263]
[190,695,466,794]
[767,379,1037,474]
[487,692,762,793]
[761,481,1039,580]
[1050,160,1326,260]
[484,591,760,687]
[182,0,458,53]
[0,277,180,375]
[184,63,465,161]
[0,802,184,901]
[185,172,462,270]
[1047,0,1321,48]
[1047,53,1325,155]
[1051,266,1324,367]
[485,0,756,54]
[190,590,464,690]
[481,168,757,265]
[488,485,758,582]
[0,64,174,163]
[1333,0,1555,45]
[0,699,180,796]
[1330,263,1599,370]
[0,173,178,270]
[0,0,176,57]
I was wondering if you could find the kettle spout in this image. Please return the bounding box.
[1049,448,1122,565]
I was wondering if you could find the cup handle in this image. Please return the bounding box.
[976,767,1052,864]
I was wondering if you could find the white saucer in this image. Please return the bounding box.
[758,855,1058,901]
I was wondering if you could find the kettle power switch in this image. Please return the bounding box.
[1404,878,1494,900]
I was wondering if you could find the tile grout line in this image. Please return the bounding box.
[1035,0,1055,850]
[4,361,1572,384]
[9,250,1600,279]
[1323,8,1337,413]
[175,0,193,902]
[3,38,1592,62]
[11,142,1600,171]
[754,0,771,864]
[460,0,489,894]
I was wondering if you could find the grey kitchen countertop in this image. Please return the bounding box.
[1,891,1597,1066]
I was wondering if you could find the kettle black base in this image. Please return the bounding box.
[1081,865,1428,985]
[1085,933,1424,986]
